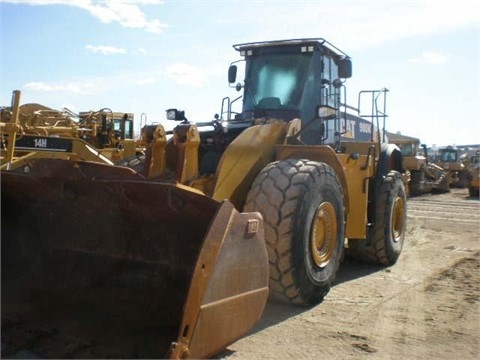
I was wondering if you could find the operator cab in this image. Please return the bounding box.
[228,38,352,145]
[440,148,458,162]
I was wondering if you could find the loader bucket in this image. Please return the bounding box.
[1,159,268,359]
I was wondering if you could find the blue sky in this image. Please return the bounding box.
[1,0,479,147]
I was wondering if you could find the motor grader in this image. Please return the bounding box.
[1,38,407,359]
[0,101,140,166]
[387,132,449,196]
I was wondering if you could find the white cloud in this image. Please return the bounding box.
[409,51,448,64]
[24,81,102,95]
[134,78,156,85]
[165,63,207,88]
[85,44,127,55]
[2,0,167,33]
[137,47,147,54]
[223,1,480,52]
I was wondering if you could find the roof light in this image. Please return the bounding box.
[301,46,314,53]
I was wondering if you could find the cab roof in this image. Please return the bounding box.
[233,38,350,59]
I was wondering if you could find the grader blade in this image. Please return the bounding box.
[1,158,268,359]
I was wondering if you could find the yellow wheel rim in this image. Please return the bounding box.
[391,196,405,242]
[310,202,337,268]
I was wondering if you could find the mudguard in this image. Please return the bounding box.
[378,143,403,176]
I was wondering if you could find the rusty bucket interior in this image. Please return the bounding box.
[1,159,268,359]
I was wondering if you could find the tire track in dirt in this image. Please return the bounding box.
[322,192,479,359]
[339,191,479,359]
[407,195,479,223]
[423,253,480,359]
[223,190,479,360]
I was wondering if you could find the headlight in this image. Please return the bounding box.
[166,109,178,120]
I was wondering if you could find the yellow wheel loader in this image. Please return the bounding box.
[1,38,407,359]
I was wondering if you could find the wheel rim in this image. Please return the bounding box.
[391,196,405,242]
[310,201,337,268]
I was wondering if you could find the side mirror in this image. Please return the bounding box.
[338,58,352,79]
[228,65,237,83]
[316,105,337,120]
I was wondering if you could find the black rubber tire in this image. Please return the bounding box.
[244,159,345,305]
[348,170,407,265]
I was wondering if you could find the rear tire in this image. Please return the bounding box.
[348,170,406,265]
[245,159,345,305]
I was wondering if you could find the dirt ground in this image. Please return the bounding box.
[217,188,480,360]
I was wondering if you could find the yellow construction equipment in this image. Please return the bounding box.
[1,38,407,359]
[387,132,449,196]
[0,107,113,168]
[464,150,480,197]
[1,91,268,359]
[435,146,468,188]
[0,101,140,165]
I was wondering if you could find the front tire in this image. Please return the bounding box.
[245,159,345,305]
[348,170,407,265]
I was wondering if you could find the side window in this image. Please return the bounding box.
[321,56,339,108]
[299,51,322,122]
[125,120,133,139]
[330,59,338,85]
[323,56,331,83]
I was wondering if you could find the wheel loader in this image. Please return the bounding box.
[386,132,449,196]
[1,38,407,359]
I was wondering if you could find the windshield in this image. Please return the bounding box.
[113,118,133,139]
[441,150,457,162]
[243,52,312,112]
[397,143,415,156]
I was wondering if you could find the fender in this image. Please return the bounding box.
[378,143,404,176]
